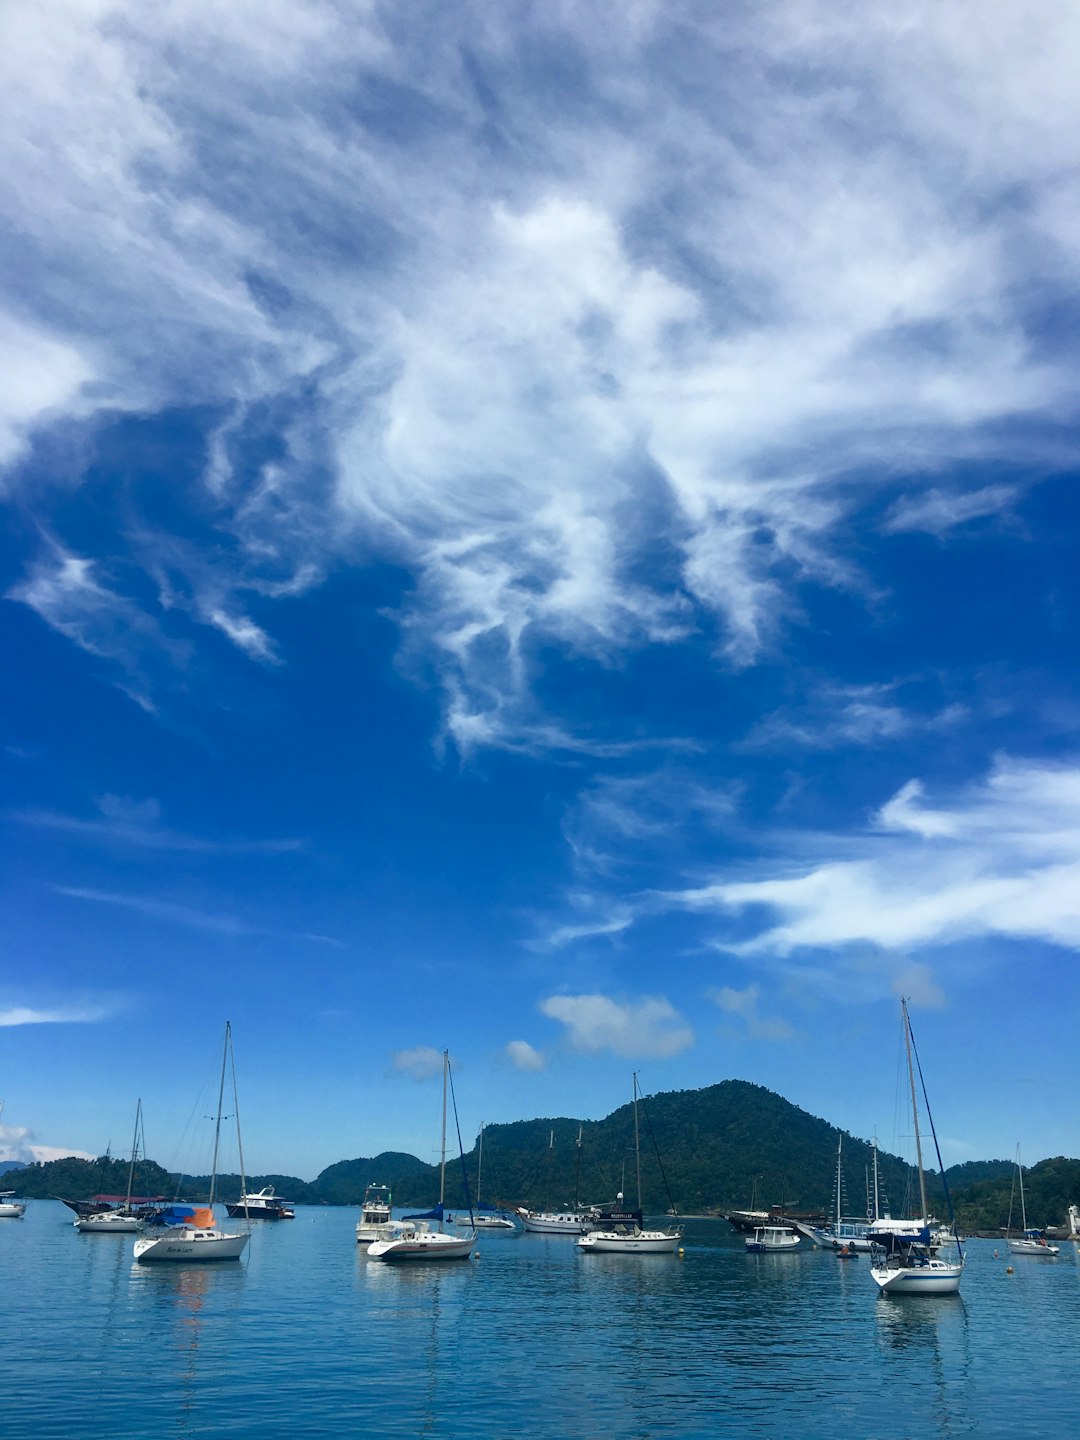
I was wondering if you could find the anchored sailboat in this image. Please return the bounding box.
[133,1023,251,1263]
[367,1050,476,1261]
[869,1000,964,1296]
[1006,1146,1060,1257]
[75,1100,145,1232]
[577,1075,683,1255]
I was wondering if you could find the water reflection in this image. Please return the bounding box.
[875,1295,975,1436]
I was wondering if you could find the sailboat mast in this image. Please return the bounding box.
[902,1000,929,1221]
[229,1025,248,1217]
[209,1021,231,1207]
[632,1073,642,1211]
[1018,1148,1028,1232]
[477,1123,484,1208]
[438,1049,448,1226]
[574,1123,583,1209]
[125,1100,141,1211]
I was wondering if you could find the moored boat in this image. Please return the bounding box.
[1006,1147,1059,1257]
[226,1185,294,1220]
[355,1184,393,1244]
[0,1191,27,1218]
[745,1225,800,1252]
[134,1024,250,1265]
[869,1001,964,1297]
[366,1051,476,1263]
[577,1075,683,1257]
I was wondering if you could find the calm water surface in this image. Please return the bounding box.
[3,1204,1079,1438]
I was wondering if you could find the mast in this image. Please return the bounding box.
[438,1049,448,1230]
[901,999,929,1221]
[477,1123,484,1208]
[209,1021,230,1208]
[632,1073,642,1212]
[125,1100,142,1211]
[1018,1148,1029,1233]
[834,1135,843,1225]
[574,1123,583,1210]
[229,1025,248,1219]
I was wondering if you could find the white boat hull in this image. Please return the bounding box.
[578,1228,682,1254]
[520,1212,590,1234]
[134,1227,249,1262]
[75,1211,142,1232]
[0,1202,27,1218]
[870,1257,963,1295]
[367,1228,475,1262]
[1008,1237,1060,1256]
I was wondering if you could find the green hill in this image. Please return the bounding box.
[11,1081,1077,1227]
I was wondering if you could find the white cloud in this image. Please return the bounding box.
[17,797,303,853]
[710,984,794,1041]
[0,1002,117,1026]
[505,1040,545,1071]
[0,2,1075,746]
[664,757,1080,957]
[883,484,1020,535]
[391,1046,445,1081]
[539,992,694,1058]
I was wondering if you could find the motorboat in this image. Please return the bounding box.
[226,1186,294,1219]
[518,1207,594,1234]
[745,1225,800,1252]
[0,1191,27,1218]
[356,1184,393,1244]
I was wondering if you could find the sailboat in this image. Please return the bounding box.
[1006,1146,1060,1257]
[869,1000,964,1296]
[577,1075,683,1255]
[0,1102,27,1217]
[518,1123,598,1233]
[450,1123,515,1230]
[133,1023,251,1263]
[367,1051,476,1261]
[75,1101,145,1232]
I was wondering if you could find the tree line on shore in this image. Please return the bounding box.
[7,1079,1076,1233]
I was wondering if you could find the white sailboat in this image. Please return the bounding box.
[577,1075,683,1255]
[367,1051,476,1262]
[519,1124,596,1233]
[133,1023,251,1263]
[75,1100,145,1232]
[1007,1146,1060,1257]
[870,1000,964,1296]
[0,1102,27,1217]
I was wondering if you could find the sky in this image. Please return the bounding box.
[2,0,1079,1185]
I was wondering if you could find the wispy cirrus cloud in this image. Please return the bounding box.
[52,884,337,945]
[883,483,1021,535]
[539,992,694,1059]
[16,794,303,854]
[3,3,1078,745]
[0,1001,120,1027]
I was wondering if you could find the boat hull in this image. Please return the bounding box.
[134,1228,250,1262]
[0,1202,26,1218]
[367,1232,475,1262]
[870,1258,963,1295]
[578,1229,682,1254]
[75,1212,141,1232]
[520,1212,591,1234]
[224,1203,293,1219]
[1008,1238,1060,1256]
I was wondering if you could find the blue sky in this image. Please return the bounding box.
[2,1,1079,1183]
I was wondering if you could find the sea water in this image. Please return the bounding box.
[2,1203,1079,1438]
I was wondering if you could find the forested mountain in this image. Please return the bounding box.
[8,1080,1076,1229]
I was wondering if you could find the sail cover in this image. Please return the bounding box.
[146,1205,215,1228]
[403,1203,444,1221]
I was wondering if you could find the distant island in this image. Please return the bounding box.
[7,1078,1077,1233]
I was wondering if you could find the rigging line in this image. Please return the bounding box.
[446,1056,475,1225]
[637,1090,678,1218]
[907,1007,965,1262]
